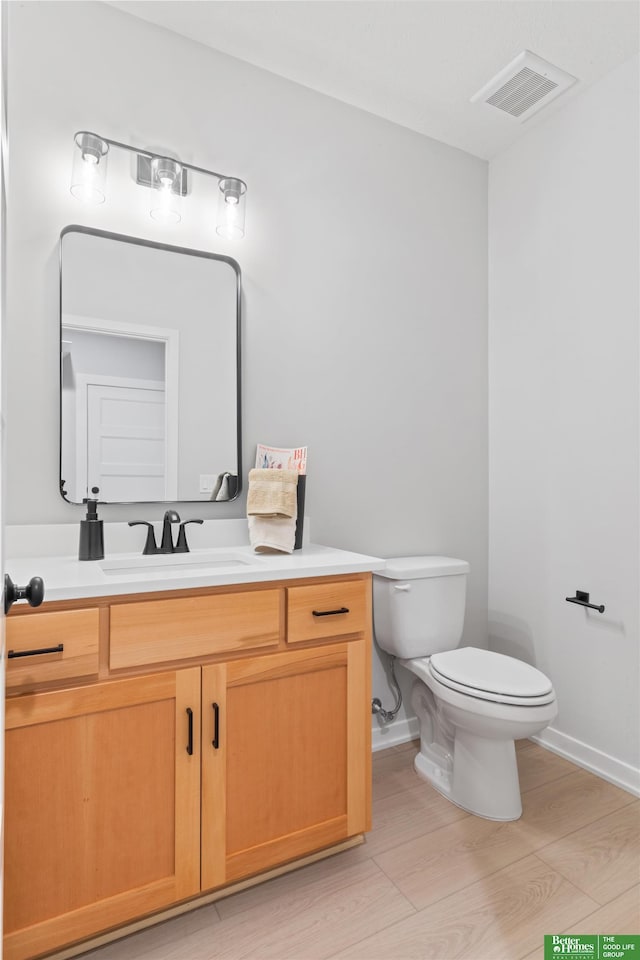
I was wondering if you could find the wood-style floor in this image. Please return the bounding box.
[82,740,640,960]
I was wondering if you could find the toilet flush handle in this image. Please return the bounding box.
[393,583,411,592]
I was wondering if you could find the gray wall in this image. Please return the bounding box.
[489,56,639,782]
[6,2,488,730]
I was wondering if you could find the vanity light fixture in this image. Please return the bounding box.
[70,131,247,239]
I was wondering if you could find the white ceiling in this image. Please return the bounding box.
[106,1,640,159]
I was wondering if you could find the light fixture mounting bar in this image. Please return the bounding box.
[79,131,247,191]
[71,131,248,239]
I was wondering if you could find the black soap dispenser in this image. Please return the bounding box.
[79,493,104,561]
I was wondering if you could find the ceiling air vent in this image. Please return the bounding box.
[471,51,577,121]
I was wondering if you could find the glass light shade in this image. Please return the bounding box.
[216,178,246,240]
[150,157,182,224]
[70,133,109,204]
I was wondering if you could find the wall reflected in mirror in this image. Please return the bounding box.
[60,227,241,504]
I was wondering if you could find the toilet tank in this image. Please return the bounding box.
[373,556,469,659]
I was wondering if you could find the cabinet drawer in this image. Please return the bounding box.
[287,580,367,644]
[110,590,282,670]
[6,608,100,688]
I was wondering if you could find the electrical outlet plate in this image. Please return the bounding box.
[199,475,218,494]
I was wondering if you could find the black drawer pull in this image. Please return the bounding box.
[312,607,350,617]
[212,702,220,749]
[8,643,63,659]
[186,707,194,756]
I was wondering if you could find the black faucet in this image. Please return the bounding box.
[161,510,181,553]
[129,512,204,555]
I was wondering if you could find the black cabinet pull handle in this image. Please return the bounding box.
[186,707,194,756]
[212,702,220,749]
[8,643,63,659]
[566,591,605,614]
[312,607,350,617]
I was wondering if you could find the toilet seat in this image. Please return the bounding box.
[429,647,555,706]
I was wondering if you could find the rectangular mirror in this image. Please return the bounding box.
[60,226,241,504]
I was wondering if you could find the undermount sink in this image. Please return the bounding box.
[100,551,255,577]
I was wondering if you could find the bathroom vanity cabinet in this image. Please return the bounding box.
[4,573,372,960]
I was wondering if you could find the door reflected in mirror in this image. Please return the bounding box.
[60,227,241,504]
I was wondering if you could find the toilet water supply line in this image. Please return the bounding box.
[371,654,403,722]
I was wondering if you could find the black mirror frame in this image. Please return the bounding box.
[59,224,242,505]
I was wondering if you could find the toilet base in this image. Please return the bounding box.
[413,731,523,821]
[414,747,453,797]
[402,659,556,822]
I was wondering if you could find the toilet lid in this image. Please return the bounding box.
[429,647,554,704]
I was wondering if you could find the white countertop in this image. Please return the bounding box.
[6,542,384,603]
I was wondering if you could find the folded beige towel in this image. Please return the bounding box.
[247,468,298,519]
[248,515,296,554]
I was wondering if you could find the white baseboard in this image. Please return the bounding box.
[371,716,419,752]
[531,726,640,798]
[371,719,640,798]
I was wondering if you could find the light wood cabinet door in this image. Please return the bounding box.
[201,638,371,890]
[4,669,201,960]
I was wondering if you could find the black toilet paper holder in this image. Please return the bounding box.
[565,590,605,614]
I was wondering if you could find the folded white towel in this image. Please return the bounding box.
[248,515,296,554]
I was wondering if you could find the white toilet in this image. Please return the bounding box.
[373,557,557,820]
